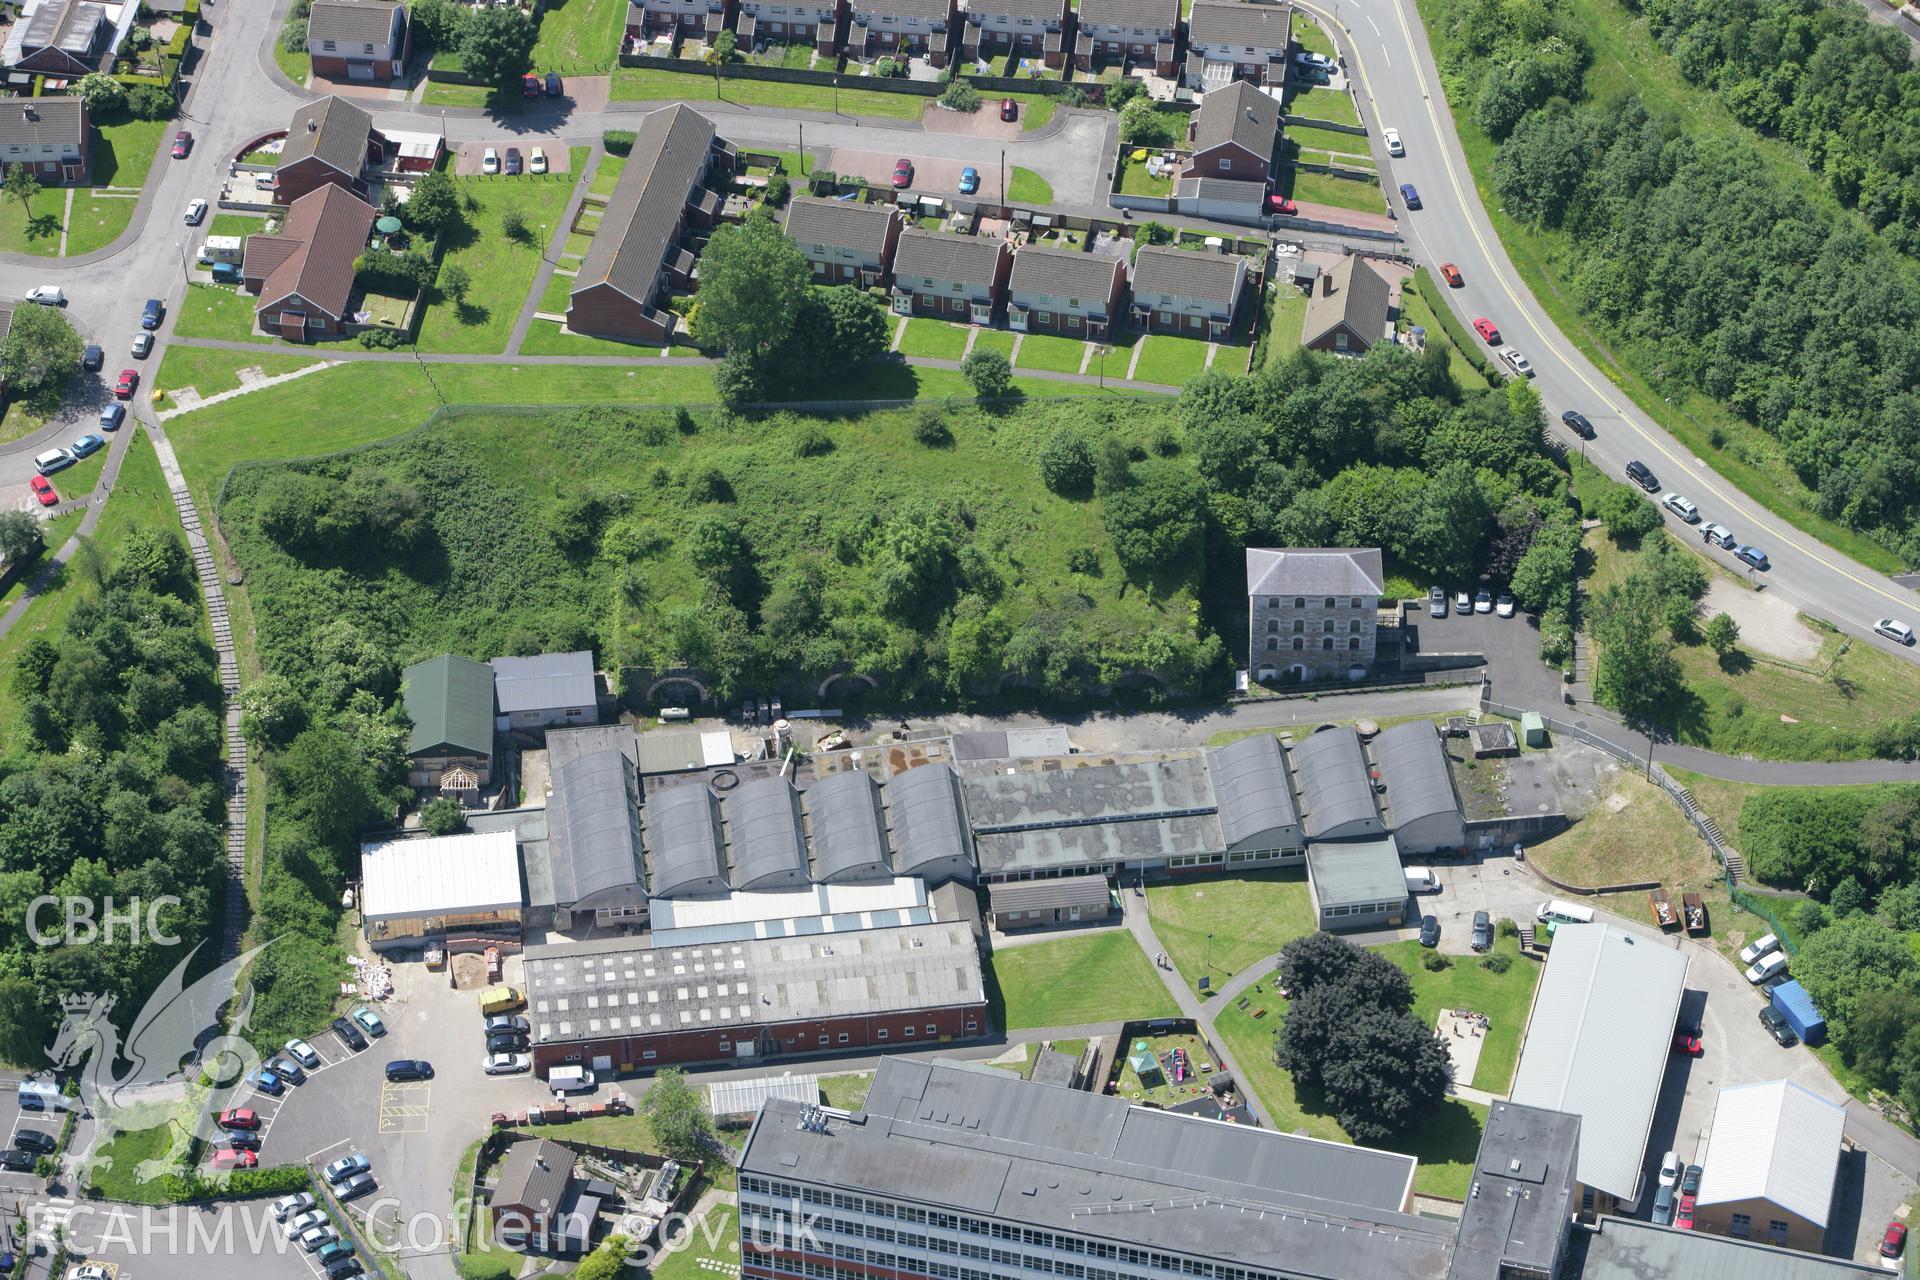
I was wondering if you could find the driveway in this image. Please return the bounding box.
[829,148,998,201]
[1403,605,1565,713]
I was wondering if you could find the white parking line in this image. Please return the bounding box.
[306,1137,350,1163]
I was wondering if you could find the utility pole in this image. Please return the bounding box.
[798,123,805,175]
[1000,149,1006,204]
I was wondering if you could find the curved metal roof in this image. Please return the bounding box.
[886,763,973,875]
[1290,726,1380,839]
[1207,735,1300,846]
[548,749,647,907]
[643,784,729,898]
[1370,721,1459,826]
[726,776,810,889]
[806,769,893,883]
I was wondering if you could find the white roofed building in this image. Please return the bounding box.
[360,830,524,948]
[1693,1080,1846,1253]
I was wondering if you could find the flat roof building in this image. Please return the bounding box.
[1567,1215,1883,1279]
[1508,923,1689,1215]
[360,830,523,948]
[1305,835,1407,931]
[1446,1101,1580,1280]
[1692,1080,1846,1254]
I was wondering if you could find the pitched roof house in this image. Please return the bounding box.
[784,196,903,286]
[889,230,1012,323]
[1184,0,1292,89]
[962,0,1071,67]
[1,0,133,77]
[241,183,376,341]
[491,1140,593,1253]
[1301,254,1392,355]
[1073,0,1179,75]
[275,96,382,205]
[1130,245,1248,338]
[847,0,959,65]
[567,104,732,347]
[307,0,410,81]
[0,98,90,185]
[1246,547,1384,683]
[1187,79,1280,184]
[1693,1080,1847,1253]
[1008,246,1127,339]
[400,653,495,788]
[490,651,599,731]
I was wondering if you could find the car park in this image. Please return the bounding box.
[1882,1222,1907,1259]
[1418,915,1440,947]
[332,1016,368,1051]
[487,1031,530,1054]
[530,146,548,175]
[286,1210,327,1237]
[337,1171,376,1200]
[958,166,980,195]
[267,1054,305,1083]
[324,1154,370,1184]
[1734,544,1769,571]
[1699,522,1735,549]
[484,1052,532,1075]
[1739,933,1780,966]
[272,1193,315,1222]
[141,298,163,329]
[98,403,125,431]
[1428,585,1447,618]
[132,332,153,358]
[34,447,74,475]
[353,1006,387,1036]
[504,148,523,176]
[208,1148,256,1171]
[82,344,103,371]
[28,475,57,507]
[892,158,914,188]
[1383,128,1403,156]
[114,369,138,399]
[1758,1004,1798,1047]
[522,73,541,97]
[1398,182,1420,209]
[184,198,207,225]
[299,1225,339,1253]
[171,130,192,158]
[546,70,562,95]
[217,1107,259,1130]
[285,1038,320,1068]
[1660,492,1700,523]
[250,1068,284,1096]
[1470,911,1492,951]
[384,1059,430,1082]
[1439,262,1463,287]
[69,1267,108,1280]
[1472,317,1500,344]
[1474,590,1492,614]
[1000,97,1018,121]
[70,433,105,459]
[482,147,499,175]
[25,285,64,305]
[1746,951,1788,985]
[1495,594,1515,618]
[1625,459,1659,491]
[1498,346,1534,377]
[1560,410,1594,438]
[1454,589,1471,611]
[1875,618,1915,645]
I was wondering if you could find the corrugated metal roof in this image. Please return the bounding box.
[1370,721,1460,827]
[1207,733,1299,845]
[490,650,596,714]
[728,776,809,888]
[360,831,522,921]
[547,748,647,906]
[1290,726,1379,838]
[1696,1080,1845,1227]
[805,769,893,882]
[886,763,973,875]
[709,1073,820,1118]
[986,877,1109,913]
[1508,924,1690,1201]
[643,783,729,897]
[1173,176,1265,206]
[1305,836,1404,906]
[1245,547,1385,597]
[402,653,495,758]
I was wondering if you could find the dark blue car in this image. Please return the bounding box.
[1399,182,1421,210]
[141,298,163,330]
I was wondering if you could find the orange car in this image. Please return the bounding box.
[1439,262,1464,287]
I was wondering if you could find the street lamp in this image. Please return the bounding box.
[1096,344,1111,387]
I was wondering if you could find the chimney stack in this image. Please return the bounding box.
[1321,271,1332,296]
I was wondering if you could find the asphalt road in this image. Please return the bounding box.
[1303,0,1920,669]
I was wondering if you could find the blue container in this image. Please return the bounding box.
[1772,980,1826,1047]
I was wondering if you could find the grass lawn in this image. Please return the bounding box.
[530,0,627,74]
[208,212,266,240]
[1280,168,1383,214]
[1283,84,1361,127]
[536,269,575,315]
[983,931,1178,1030]
[653,1203,738,1280]
[172,283,270,343]
[1291,15,1337,56]
[1399,281,1480,387]
[1014,332,1088,374]
[588,152,627,197]
[67,192,137,255]
[1146,870,1317,994]
[1525,763,1717,894]
[1008,166,1053,204]
[0,186,68,256]
[820,1072,871,1110]
[1115,153,1173,197]
[1259,284,1309,368]
[898,318,973,361]
[94,116,167,189]
[0,401,49,446]
[1130,335,1211,387]
[1380,937,1541,1092]
[518,320,680,356]
[612,67,928,119]
[970,328,1017,361]
[413,151,586,354]
[155,348,324,407]
[272,40,310,85]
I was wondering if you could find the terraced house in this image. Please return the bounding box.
[0,99,88,185]
[1007,245,1126,338]
[1183,0,1291,90]
[784,196,903,287]
[960,0,1071,68]
[889,230,1012,323]
[1073,0,1179,75]
[306,0,410,81]
[732,0,842,50]
[1,0,134,78]
[846,0,960,64]
[626,0,728,44]
[1130,245,1249,339]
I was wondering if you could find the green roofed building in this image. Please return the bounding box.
[403,654,496,792]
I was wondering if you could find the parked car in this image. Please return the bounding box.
[481,147,499,175]
[1739,933,1780,966]
[114,369,138,399]
[1680,1164,1702,1196]
[504,148,523,176]
[323,1153,370,1185]
[208,1148,257,1171]
[99,403,125,431]
[1670,1031,1702,1056]
[1472,317,1500,344]
[0,1151,31,1173]
[1699,521,1735,549]
[184,198,208,225]
[1746,951,1788,985]
[1398,182,1421,209]
[331,1016,368,1051]
[133,332,153,358]
[267,1054,306,1083]
[384,1059,431,1083]
[1000,97,1018,122]
[1875,618,1916,646]
[250,1068,285,1096]
[1418,915,1440,947]
[484,1052,532,1075]
[82,344,103,371]
[892,158,914,189]
[1674,1194,1695,1230]
[1734,544,1769,571]
[484,1014,530,1035]
[1383,127,1404,156]
[1473,589,1492,614]
[1427,585,1447,618]
[71,433,105,460]
[11,1130,54,1155]
[1495,594,1515,618]
[317,1242,356,1268]
[1439,262,1463,287]
[1660,492,1700,523]
[284,1038,320,1068]
[1658,1150,1680,1189]
[1759,1004,1798,1047]
[352,1006,386,1037]
[34,447,74,475]
[299,1225,339,1254]
[521,73,541,97]
[1470,910,1492,951]
[529,146,548,175]
[1881,1222,1908,1259]
[141,298,163,329]
[486,1030,530,1054]
[1561,409,1594,438]
[285,1210,327,1238]
[545,70,562,96]
[958,166,980,195]
[28,475,57,508]
[68,1267,109,1280]
[1498,346,1534,377]
[1454,589,1471,611]
[337,1171,377,1201]
[215,1130,262,1152]
[217,1107,259,1130]
[271,1192,315,1222]
[326,1261,364,1280]
[25,285,65,305]
[1625,459,1659,492]
[171,130,192,158]
[1264,193,1298,216]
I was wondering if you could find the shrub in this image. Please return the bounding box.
[602,129,636,155]
[1066,547,1100,575]
[356,327,403,349]
[764,173,791,208]
[1420,950,1450,972]
[1118,99,1181,147]
[1140,220,1174,246]
[1497,917,1520,938]
[794,423,834,458]
[1059,85,1089,108]
[1038,428,1096,496]
[1481,952,1513,974]
[875,57,899,78]
[808,170,838,196]
[420,796,465,835]
[938,81,981,113]
[960,349,1012,398]
[911,405,951,446]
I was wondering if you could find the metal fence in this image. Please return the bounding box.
[1730,888,1801,955]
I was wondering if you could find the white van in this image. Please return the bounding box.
[1404,867,1439,894]
[1536,899,1594,927]
[17,1080,63,1110]
[547,1065,597,1094]
[1746,951,1788,985]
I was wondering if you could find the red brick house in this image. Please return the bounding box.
[961,0,1071,68]
[1186,79,1279,185]
[1300,254,1392,355]
[566,104,734,346]
[626,0,730,43]
[1183,0,1291,90]
[889,230,1011,324]
[0,99,89,186]
[784,196,902,287]
[1072,0,1178,75]
[306,0,410,81]
[847,0,958,65]
[1007,245,1126,339]
[274,96,383,205]
[1130,245,1249,339]
[242,184,376,341]
[1,0,133,78]
[730,0,844,53]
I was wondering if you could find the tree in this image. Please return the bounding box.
[1507,519,1578,612]
[1,302,82,411]
[419,796,465,836]
[705,30,737,87]
[574,1235,633,1280]
[1102,462,1204,573]
[0,509,44,563]
[819,286,890,364]
[1595,485,1662,542]
[1704,611,1740,660]
[238,674,304,749]
[692,218,810,357]
[1118,98,1180,147]
[1792,913,1915,1045]
[457,5,537,86]
[1038,429,1095,496]
[500,205,528,241]
[403,169,462,236]
[73,72,126,115]
[1588,573,1682,725]
[960,350,1012,398]
[439,262,471,304]
[638,1068,713,1160]
[4,163,39,224]
[1275,930,1414,1009]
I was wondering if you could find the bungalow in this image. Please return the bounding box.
[1072,0,1178,76]
[566,104,734,346]
[1,0,134,78]
[1186,79,1279,185]
[961,0,1070,68]
[784,196,902,287]
[1183,0,1291,90]
[847,0,958,64]
[1300,253,1392,355]
[731,0,843,51]
[1007,245,1126,339]
[274,96,383,205]
[400,653,496,791]
[0,99,89,186]
[307,0,410,82]
[1130,245,1248,339]
[626,0,729,44]
[241,183,376,342]
[889,229,1011,323]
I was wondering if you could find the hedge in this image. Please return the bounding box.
[1411,266,1500,385]
[602,129,635,156]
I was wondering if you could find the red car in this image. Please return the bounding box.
[1439,262,1464,287]
[171,130,192,158]
[1472,317,1501,344]
[29,475,57,507]
[522,73,542,97]
[1882,1222,1908,1259]
[1264,194,1298,217]
[1674,1194,1696,1230]
[999,97,1018,122]
[891,158,914,189]
[114,369,138,399]
[1670,1031,1703,1056]
[208,1149,257,1171]
[216,1107,259,1130]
